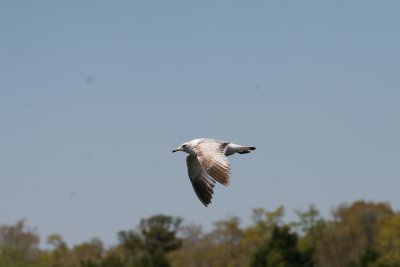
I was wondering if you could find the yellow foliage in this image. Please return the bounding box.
[376,214,400,265]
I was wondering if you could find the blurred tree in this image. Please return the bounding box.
[375,213,400,266]
[118,214,182,267]
[1,201,399,267]
[206,217,244,267]
[252,207,285,231]
[168,224,207,267]
[118,229,145,253]
[139,215,182,254]
[72,238,104,266]
[294,205,323,235]
[294,205,325,267]
[170,217,244,267]
[314,201,393,267]
[250,225,308,267]
[0,219,40,265]
[170,208,285,267]
[347,246,379,267]
[97,255,124,267]
[47,234,68,251]
[46,234,71,267]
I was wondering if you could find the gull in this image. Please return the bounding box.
[172,138,256,206]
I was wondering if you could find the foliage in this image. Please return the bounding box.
[117,214,182,267]
[0,219,41,267]
[375,214,400,266]
[251,225,310,267]
[1,201,400,267]
[314,201,393,267]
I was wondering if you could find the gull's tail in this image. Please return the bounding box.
[225,143,256,156]
[237,146,256,154]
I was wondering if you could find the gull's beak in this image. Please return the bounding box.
[172,147,182,153]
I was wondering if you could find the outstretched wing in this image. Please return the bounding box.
[186,155,216,206]
[194,140,231,186]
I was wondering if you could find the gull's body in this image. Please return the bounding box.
[172,138,256,206]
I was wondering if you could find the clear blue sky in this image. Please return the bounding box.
[1,1,399,246]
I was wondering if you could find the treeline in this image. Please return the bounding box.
[1,200,400,267]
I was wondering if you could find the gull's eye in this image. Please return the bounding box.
[182,144,187,148]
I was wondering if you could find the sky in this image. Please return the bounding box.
[1,1,399,247]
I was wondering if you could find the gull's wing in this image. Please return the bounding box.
[194,140,231,186]
[186,155,216,206]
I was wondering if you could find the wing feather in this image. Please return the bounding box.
[186,155,216,206]
[194,140,231,185]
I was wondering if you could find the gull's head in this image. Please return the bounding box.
[172,142,190,153]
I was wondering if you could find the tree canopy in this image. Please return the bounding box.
[1,200,400,267]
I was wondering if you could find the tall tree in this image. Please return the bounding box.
[0,219,40,265]
[375,213,400,266]
[118,214,182,267]
[314,201,393,267]
[139,214,182,254]
[169,208,286,267]
[251,225,308,267]
[294,205,325,267]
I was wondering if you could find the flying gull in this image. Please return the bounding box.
[172,138,256,206]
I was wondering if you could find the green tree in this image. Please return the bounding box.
[314,201,393,267]
[0,219,41,267]
[251,225,308,267]
[139,215,182,254]
[168,224,209,267]
[170,208,286,267]
[72,238,104,266]
[294,205,325,267]
[375,213,400,266]
[46,234,71,267]
[118,214,182,267]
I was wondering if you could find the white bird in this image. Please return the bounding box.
[172,138,256,206]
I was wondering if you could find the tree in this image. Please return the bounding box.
[314,201,393,267]
[139,215,182,254]
[118,214,183,267]
[72,238,104,266]
[0,219,39,256]
[375,213,400,266]
[169,208,287,267]
[251,225,308,267]
[294,205,325,267]
[0,219,40,265]
[46,234,71,267]
[168,224,207,267]
[252,207,285,232]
